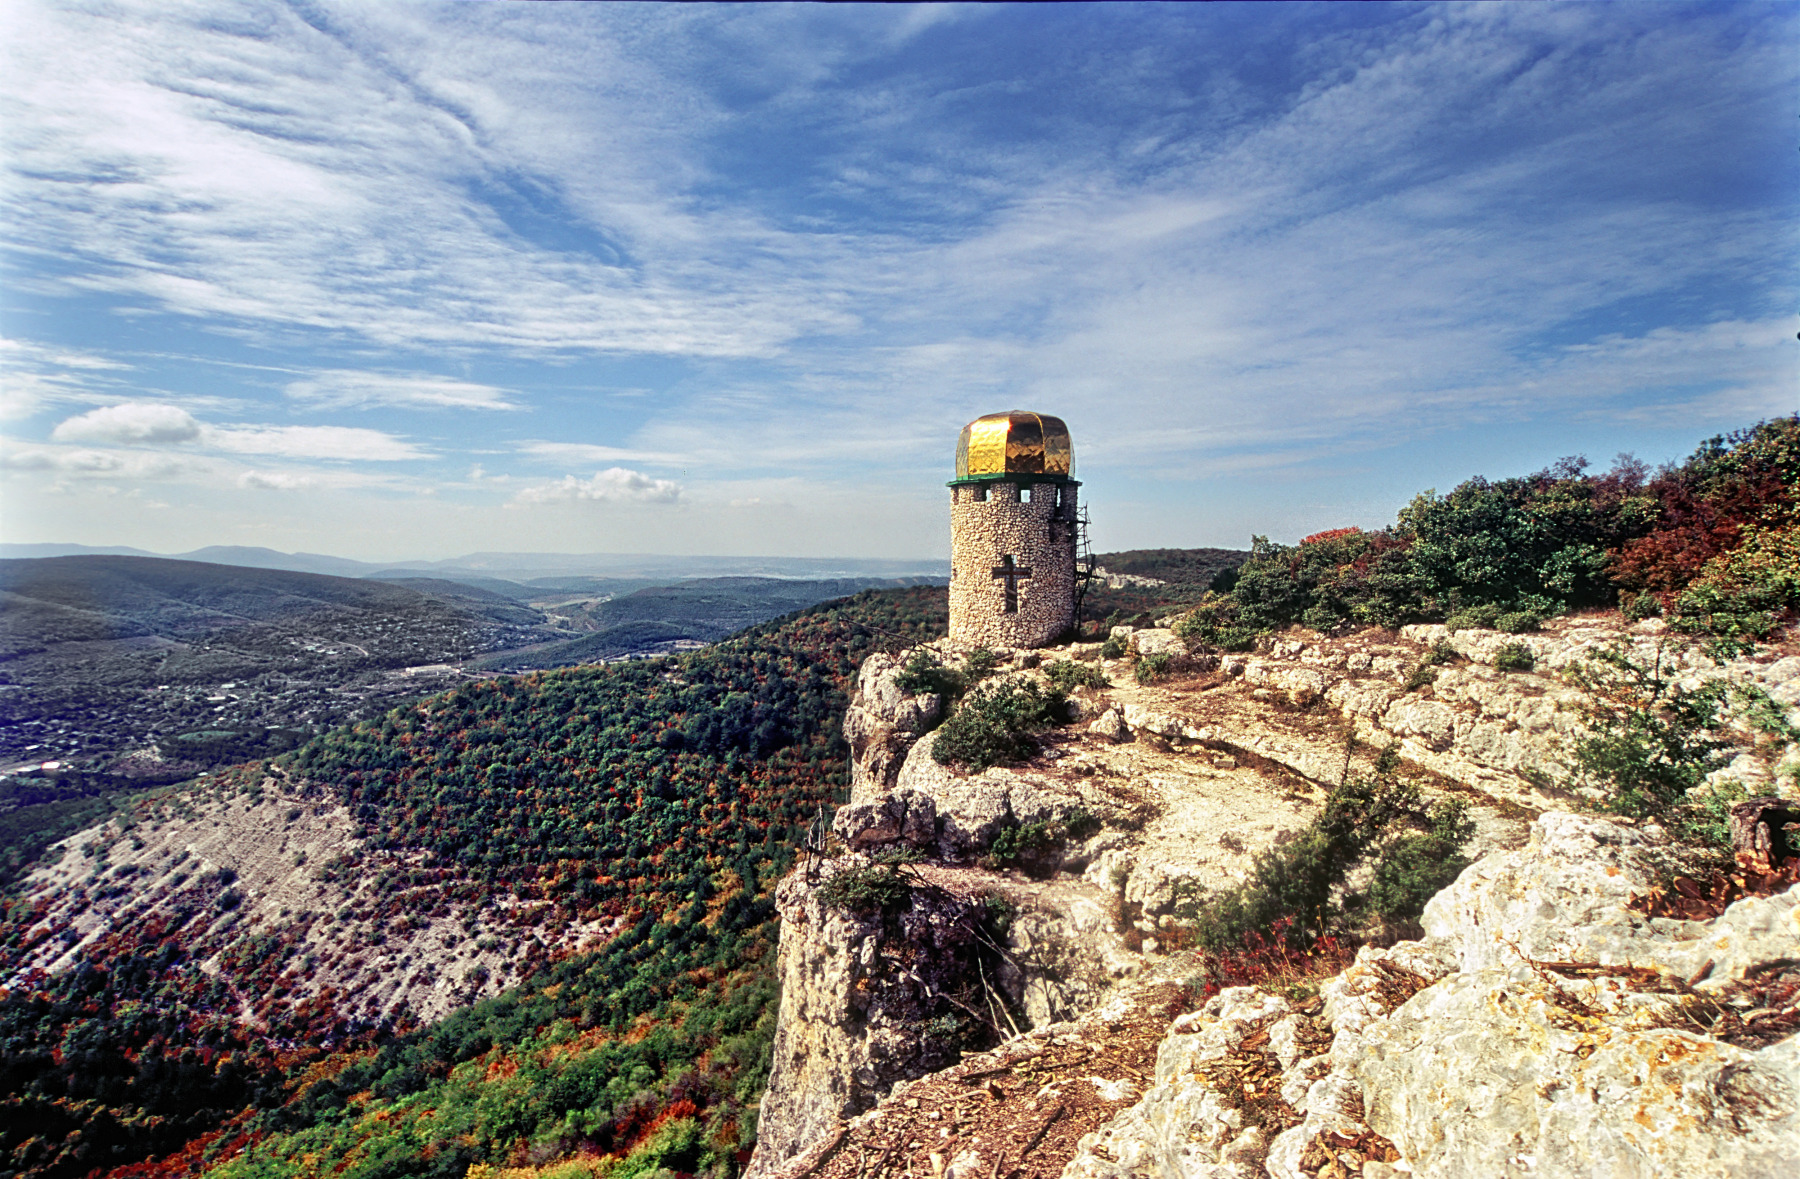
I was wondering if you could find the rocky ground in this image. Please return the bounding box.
[749,616,1800,1179]
[13,611,1799,1175]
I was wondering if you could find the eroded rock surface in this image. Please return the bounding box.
[755,623,1799,1179]
[1070,813,1800,1179]
[750,857,1002,1177]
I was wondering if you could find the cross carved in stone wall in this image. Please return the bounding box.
[991,554,1032,614]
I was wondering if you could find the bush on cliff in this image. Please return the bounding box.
[1044,658,1108,691]
[1563,643,1732,825]
[894,647,965,699]
[931,679,1070,772]
[1183,745,1464,950]
[818,848,924,914]
[1367,798,1475,933]
[1558,642,1800,847]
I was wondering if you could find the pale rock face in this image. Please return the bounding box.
[892,730,1100,860]
[1345,969,1797,1178]
[1377,697,1458,751]
[831,789,938,851]
[1132,630,1187,660]
[1322,677,1398,720]
[1067,812,1800,1179]
[747,859,997,1178]
[765,627,1800,1179]
[1317,814,1799,1179]
[1089,707,1129,742]
[844,650,944,802]
[1062,988,1287,1179]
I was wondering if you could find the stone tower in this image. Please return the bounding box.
[948,410,1079,648]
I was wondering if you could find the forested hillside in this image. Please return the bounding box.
[0,557,562,776]
[2,417,1792,1179]
[0,588,948,1179]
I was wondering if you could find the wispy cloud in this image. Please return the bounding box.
[1,3,871,357]
[2,3,1793,556]
[515,440,686,467]
[511,467,683,505]
[0,338,135,421]
[1,444,203,482]
[237,469,315,491]
[206,424,429,462]
[286,371,519,411]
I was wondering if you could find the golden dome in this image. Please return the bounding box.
[954,411,1073,480]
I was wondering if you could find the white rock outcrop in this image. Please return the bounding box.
[1070,812,1800,1179]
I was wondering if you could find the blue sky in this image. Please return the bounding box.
[1,1,1795,561]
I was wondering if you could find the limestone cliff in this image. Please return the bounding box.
[748,620,1800,1179]
[1069,813,1800,1179]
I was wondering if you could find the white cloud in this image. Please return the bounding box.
[285,370,519,411]
[52,402,202,445]
[237,469,314,491]
[205,424,430,462]
[3,5,1795,557]
[515,440,686,466]
[46,402,429,461]
[512,467,683,505]
[0,3,869,357]
[0,441,204,481]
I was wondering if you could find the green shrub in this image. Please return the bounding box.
[1495,611,1542,634]
[1099,636,1126,659]
[1492,642,1536,672]
[963,646,1004,684]
[1562,644,1731,826]
[982,892,1017,937]
[1444,604,1501,632]
[1301,604,1346,633]
[1622,592,1663,621]
[1063,805,1102,841]
[1174,594,1262,650]
[1215,627,1260,652]
[1421,638,1460,666]
[982,807,1102,876]
[895,648,964,699]
[1403,664,1436,693]
[923,1012,968,1044]
[1181,745,1462,950]
[1367,799,1475,930]
[1135,652,1172,684]
[983,819,1065,874]
[1669,520,1800,644]
[1045,659,1108,691]
[818,848,923,913]
[932,679,1070,771]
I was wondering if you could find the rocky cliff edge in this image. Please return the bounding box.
[749,619,1799,1179]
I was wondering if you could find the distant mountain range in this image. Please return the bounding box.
[0,543,951,586]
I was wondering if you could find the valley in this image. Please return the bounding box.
[0,418,1794,1179]
[0,557,945,786]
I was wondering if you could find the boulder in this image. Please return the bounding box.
[831,789,938,851]
[1088,707,1129,743]
[1132,629,1186,660]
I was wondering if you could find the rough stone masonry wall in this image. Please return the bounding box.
[948,481,1075,648]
